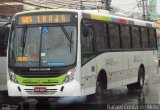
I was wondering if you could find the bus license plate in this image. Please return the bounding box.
[34,87,47,92]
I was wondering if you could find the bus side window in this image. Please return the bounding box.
[108,23,121,50]
[149,28,157,49]
[94,22,108,51]
[120,25,131,50]
[141,27,149,49]
[81,20,95,65]
[131,26,141,49]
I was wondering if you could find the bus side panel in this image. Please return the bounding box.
[122,52,135,85]
[81,51,123,95]
[0,57,7,91]
[101,52,123,89]
[105,52,123,89]
[148,51,158,80]
[142,51,150,80]
[81,59,96,95]
[122,51,144,85]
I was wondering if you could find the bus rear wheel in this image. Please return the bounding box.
[136,67,145,89]
[127,67,145,91]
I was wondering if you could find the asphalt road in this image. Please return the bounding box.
[0,71,160,110]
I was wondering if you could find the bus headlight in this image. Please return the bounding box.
[64,67,76,83]
[8,69,18,83]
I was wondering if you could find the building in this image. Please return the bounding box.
[0,0,23,17]
[155,19,160,37]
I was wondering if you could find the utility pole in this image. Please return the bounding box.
[142,0,146,21]
[80,0,85,10]
[80,0,82,9]
[105,0,111,10]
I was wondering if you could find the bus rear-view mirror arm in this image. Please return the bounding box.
[2,22,11,30]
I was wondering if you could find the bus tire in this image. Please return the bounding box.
[87,80,106,103]
[127,67,145,91]
[95,80,105,100]
[87,75,106,102]
[136,67,145,89]
[127,83,136,91]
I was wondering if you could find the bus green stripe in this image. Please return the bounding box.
[96,63,99,75]
[102,16,112,21]
[16,74,67,86]
[91,14,112,21]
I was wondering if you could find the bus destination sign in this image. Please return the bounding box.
[18,14,71,25]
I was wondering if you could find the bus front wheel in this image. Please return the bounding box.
[95,80,105,100]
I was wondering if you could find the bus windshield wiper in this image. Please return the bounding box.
[60,26,73,53]
[20,25,27,57]
[69,31,73,53]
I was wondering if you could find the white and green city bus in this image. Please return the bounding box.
[7,9,158,98]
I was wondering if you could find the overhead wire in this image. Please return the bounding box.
[9,0,159,20]
[20,0,106,9]
[111,0,143,16]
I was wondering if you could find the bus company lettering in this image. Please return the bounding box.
[105,58,119,66]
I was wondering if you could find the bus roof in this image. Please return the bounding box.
[81,10,154,27]
[14,9,154,27]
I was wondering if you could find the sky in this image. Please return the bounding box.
[111,0,137,12]
[111,0,160,17]
[157,0,160,15]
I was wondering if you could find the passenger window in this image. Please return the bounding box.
[149,28,156,48]
[141,27,149,48]
[108,23,120,49]
[95,22,108,51]
[131,26,141,49]
[120,25,131,49]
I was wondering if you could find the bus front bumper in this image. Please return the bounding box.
[7,79,81,97]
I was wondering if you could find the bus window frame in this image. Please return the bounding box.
[140,26,150,50]
[108,22,122,51]
[131,25,142,51]
[148,27,157,50]
[119,24,133,51]
[81,18,96,66]
[92,20,109,53]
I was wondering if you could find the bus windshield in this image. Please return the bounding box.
[9,25,77,67]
